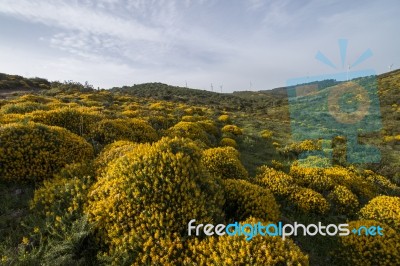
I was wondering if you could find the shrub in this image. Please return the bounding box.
[94,141,137,176]
[363,170,400,196]
[221,125,243,136]
[219,137,237,148]
[359,196,400,231]
[0,102,50,114]
[89,118,158,145]
[185,218,309,265]
[85,137,225,265]
[201,147,248,180]
[261,129,273,140]
[333,220,400,265]
[256,166,295,197]
[31,108,103,136]
[288,187,330,214]
[217,114,231,123]
[167,121,211,146]
[327,185,359,215]
[222,179,280,222]
[290,164,335,193]
[0,122,94,182]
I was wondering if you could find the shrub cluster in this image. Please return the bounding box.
[0,122,93,182]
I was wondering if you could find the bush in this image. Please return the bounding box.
[288,187,330,214]
[31,108,103,136]
[201,147,248,180]
[219,137,237,148]
[261,129,273,140]
[327,185,359,215]
[256,166,295,197]
[333,220,400,265]
[89,118,158,145]
[290,164,335,193]
[94,141,137,176]
[222,179,280,222]
[221,125,243,136]
[359,196,400,231]
[217,114,231,123]
[0,102,50,114]
[85,137,225,265]
[167,121,211,146]
[0,122,94,182]
[185,218,309,265]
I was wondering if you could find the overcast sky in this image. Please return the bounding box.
[0,0,399,92]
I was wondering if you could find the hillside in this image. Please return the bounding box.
[0,70,399,265]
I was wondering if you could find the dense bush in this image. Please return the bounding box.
[0,101,50,114]
[288,187,330,214]
[185,218,309,265]
[201,147,248,180]
[167,121,211,146]
[359,196,400,231]
[94,140,137,176]
[327,185,359,215]
[222,179,280,222]
[31,107,104,136]
[89,118,158,145]
[219,137,237,148]
[0,122,94,182]
[256,166,295,197]
[221,124,243,136]
[85,137,225,265]
[333,220,400,265]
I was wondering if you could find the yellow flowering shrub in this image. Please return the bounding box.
[288,187,330,214]
[0,101,50,114]
[217,114,231,123]
[261,129,273,140]
[221,124,243,136]
[94,140,137,176]
[184,218,309,266]
[0,122,94,182]
[323,166,376,200]
[327,185,359,215]
[219,137,237,148]
[167,121,211,146]
[201,147,248,180]
[362,170,400,195]
[256,166,296,197]
[31,107,104,136]
[31,175,93,223]
[222,179,280,222]
[333,220,400,266]
[281,139,321,155]
[197,120,219,138]
[85,137,225,265]
[271,160,284,171]
[290,164,335,193]
[89,118,158,145]
[359,196,400,231]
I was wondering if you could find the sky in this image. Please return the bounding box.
[0,0,399,92]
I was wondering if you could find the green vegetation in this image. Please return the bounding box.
[0,69,400,265]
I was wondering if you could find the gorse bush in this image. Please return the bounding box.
[167,121,211,146]
[201,146,248,180]
[89,118,158,145]
[219,137,237,148]
[221,124,243,136]
[222,179,280,222]
[94,140,137,176]
[288,187,330,214]
[85,137,225,265]
[184,218,309,266]
[359,196,400,232]
[31,107,104,136]
[256,166,295,197]
[327,185,359,215]
[0,101,50,114]
[0,122,94,182]
[333,220,400,266]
